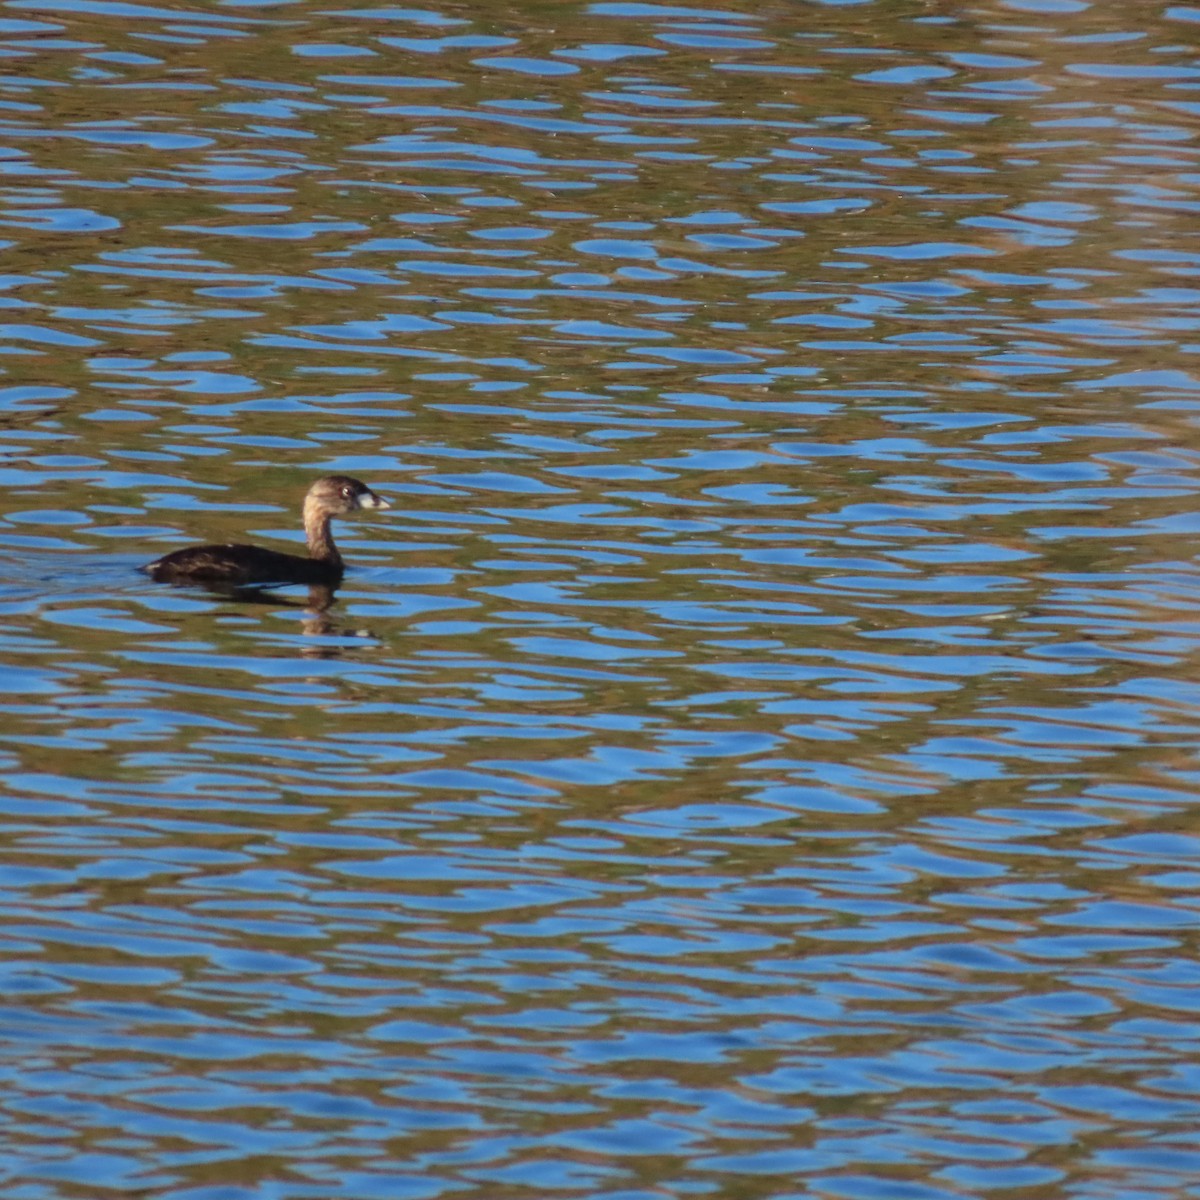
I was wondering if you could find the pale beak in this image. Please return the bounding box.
[360,491,391,511]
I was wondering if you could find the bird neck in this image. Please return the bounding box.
[303,498,342,567]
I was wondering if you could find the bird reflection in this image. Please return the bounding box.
[300,583,338,656]
[204,581,372,658]
[298,584,374,658]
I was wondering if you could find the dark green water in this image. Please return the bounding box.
[1,1,1199,1196]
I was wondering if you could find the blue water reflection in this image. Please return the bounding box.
[1,0,1199,1195]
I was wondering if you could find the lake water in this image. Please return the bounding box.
[2,0,1200,1196]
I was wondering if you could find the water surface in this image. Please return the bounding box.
[2,0,1200,1196]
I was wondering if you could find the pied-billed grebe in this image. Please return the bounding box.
[143,475,391,587]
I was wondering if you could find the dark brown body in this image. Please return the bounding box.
[144,543,343,588]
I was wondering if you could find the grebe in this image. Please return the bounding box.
[144,475,390,587]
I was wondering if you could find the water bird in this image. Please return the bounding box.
[143,475,390,588]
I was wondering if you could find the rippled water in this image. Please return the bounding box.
[2,0,1200,1195]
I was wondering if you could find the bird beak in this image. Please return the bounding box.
[360,491,391,511]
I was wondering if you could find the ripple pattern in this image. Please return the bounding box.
[1,0,1200,1197]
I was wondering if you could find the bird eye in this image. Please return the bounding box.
[341,485,354,498]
